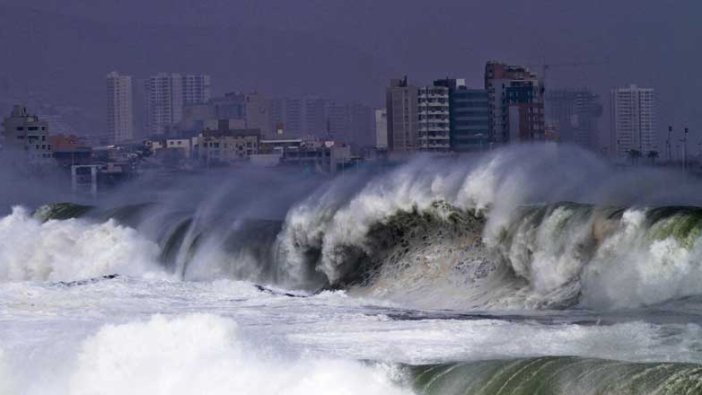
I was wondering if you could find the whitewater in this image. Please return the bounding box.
[2,144,702,394]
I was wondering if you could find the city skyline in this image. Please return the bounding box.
[0,0,698,150]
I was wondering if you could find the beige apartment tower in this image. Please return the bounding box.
[106,71,135,143]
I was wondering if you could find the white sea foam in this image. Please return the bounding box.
[0,207,165,282]
[67,314,410,395]
[0,348,17,395]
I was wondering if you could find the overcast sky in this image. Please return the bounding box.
[0,0,699,148]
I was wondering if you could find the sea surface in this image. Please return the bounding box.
[2,145,702,394]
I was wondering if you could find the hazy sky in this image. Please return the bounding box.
[0,0,700,149]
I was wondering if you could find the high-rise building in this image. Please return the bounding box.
[146,73,211,135]
[325,102,373,148]
[417,85,450,151]
[243,92,271,137]
[375,109,388,150]
[268,97,372,146]
[270,97,302,137]
[485,62,545,144]
[269,96,326,138]
[347,103,374,148]
[182,74,212,106]
[386,77,419,153]
[1,105,53,163]
[434,78,490,152]
[106,71,134,143]
[610,84,656,159]
[546,89,603,150]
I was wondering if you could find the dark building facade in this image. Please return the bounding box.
[435,79,490,152]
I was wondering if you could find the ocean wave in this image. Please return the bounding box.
[15,145,702,310]
[409,357,702,395]
[0,207,165,282]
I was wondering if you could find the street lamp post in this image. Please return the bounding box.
[682,127,689,175]
[665,126,673,163]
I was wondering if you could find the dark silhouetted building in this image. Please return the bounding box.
[546,89,603,150]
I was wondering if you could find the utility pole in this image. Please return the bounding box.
[682,127,689,175]
[665,126,673,163]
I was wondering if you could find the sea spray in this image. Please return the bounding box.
[0,207,165,282]
[68,314,411,395]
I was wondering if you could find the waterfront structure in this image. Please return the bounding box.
[106,71,135,143]
[194,121,260,165]
[1,105,53,163]
[50,134,92,167]
[546,89,603,150]
[259,138,352,173]
[146,73,211,135]
[484,62,545,143]
[147,138,195,160]
[610,84,656,159]
[385,77,419,152]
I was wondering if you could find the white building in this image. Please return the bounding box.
[147,138,194,159]
[611,84,656,159]
[106,71,135,143]
[418,85,450,151]
[146,73,211,135]
[182,74,212,107]
[1,105,53,163]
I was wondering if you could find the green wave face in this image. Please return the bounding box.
[646,207,702,249]
[33,202,93,221]
[410,357,702,395]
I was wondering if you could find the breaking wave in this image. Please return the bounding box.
[0,207,164,282]
[14,145,702,310]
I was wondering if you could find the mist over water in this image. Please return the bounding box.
[3,144,702,394]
